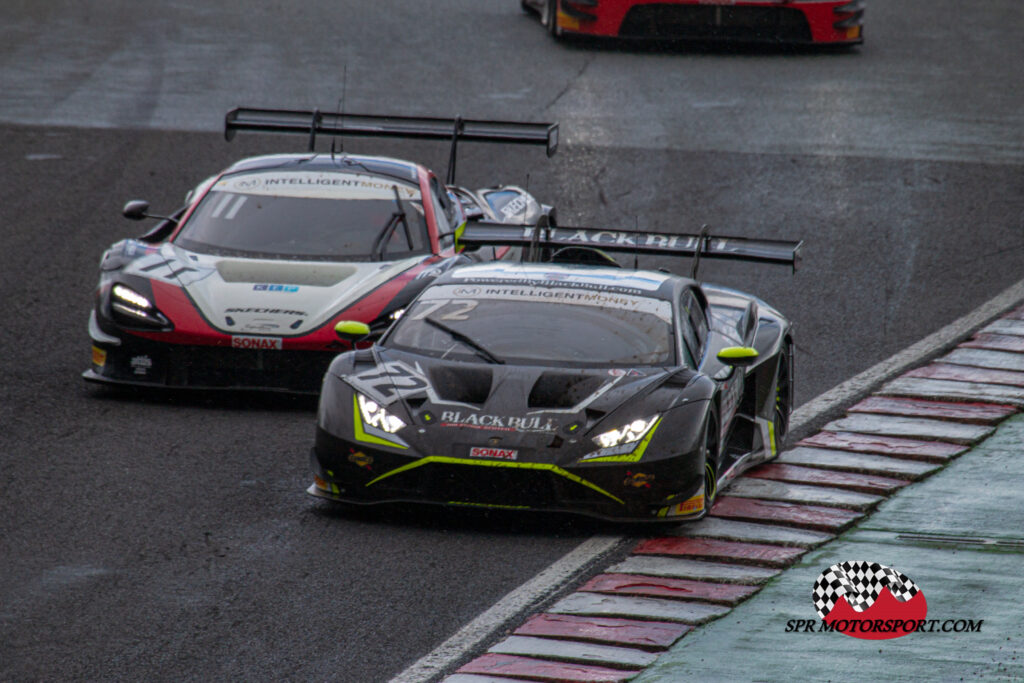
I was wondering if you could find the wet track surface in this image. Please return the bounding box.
[1,1,1022,680]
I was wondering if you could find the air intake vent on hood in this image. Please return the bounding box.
[428,366,493,405]
[216,260,357,287]
[528,372,606,409]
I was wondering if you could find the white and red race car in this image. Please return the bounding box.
[84,108,557,393]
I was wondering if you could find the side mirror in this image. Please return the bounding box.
[123,200,151,221]
[335,320,370,343]
[717,346,759,368]
[453,224,479,253]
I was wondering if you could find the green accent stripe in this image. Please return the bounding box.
[581,417,662,463]
[447,501,531,510]
[365,456,625,505]
[352,396,408,450]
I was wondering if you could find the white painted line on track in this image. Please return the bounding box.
[391,276,1024,683]
[389,535,623,683]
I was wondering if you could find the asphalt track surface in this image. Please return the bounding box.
[1,1,1022,681]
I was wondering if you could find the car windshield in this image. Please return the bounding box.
[174,169,429,261]
[385,283,675,367]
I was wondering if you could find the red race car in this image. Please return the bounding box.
[523,0,864,45]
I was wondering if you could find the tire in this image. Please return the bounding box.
[773,344,793,446]
[544,0,562,38]
[701,415,719,515]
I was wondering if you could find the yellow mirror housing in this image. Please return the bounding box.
[717,346,759,367]
[334,320,371,343]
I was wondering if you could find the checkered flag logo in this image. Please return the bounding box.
[812,561,920,619]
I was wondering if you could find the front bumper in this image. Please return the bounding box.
[308,430,708,523]
[557,0,864,45]
[86,332,337,394]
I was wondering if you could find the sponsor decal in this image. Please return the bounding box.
[581,447,621,461]
[91,345,107,367]
[657,487,704,517]
[452,262,668,293]
[231,335,283,350]
[421,284,672,322]
[440,410,557,433]
[533,228,708,254]
[215,171,421,201]
[348,451,374,469]
[469,446,518,461]
[241,322,280,332]
[498,194,531,219]
[122,240,159,258]
[607,368,645,377]
[253,284,300,293]
[623,471,655,488]
[233,176,263,190]
[130,355,152,376]
[225,307,307,316]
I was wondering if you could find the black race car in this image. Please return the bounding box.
[84,108,557,393]
[308,223,801,521]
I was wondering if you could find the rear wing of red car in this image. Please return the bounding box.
[224,107,558,184]
[458,220,803,274]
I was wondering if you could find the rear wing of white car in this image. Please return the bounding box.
[224,107,558,184]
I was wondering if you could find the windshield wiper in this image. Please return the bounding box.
[423,317,504,364]
[370,185,414,262]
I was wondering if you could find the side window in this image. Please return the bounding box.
[687,290,709,350]
[679,289,708,367]
[430,177,462,241]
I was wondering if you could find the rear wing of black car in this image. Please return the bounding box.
[224,107,558,184]
[458,221,803,275]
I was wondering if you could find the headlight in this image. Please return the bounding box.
[357,394,406,434]
[592,416,659,449]
[110,284,170,328]
[112,283,152,310]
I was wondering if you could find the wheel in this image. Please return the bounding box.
[773,344,793,446]
[701,415,719,515]
[521,0,538,16]
[543,0,562,38]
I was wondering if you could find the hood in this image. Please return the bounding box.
[343,348,679,463]
[128,243,424,335]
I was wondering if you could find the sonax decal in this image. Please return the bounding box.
[469,447,518,461]
[231,335,282,350]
